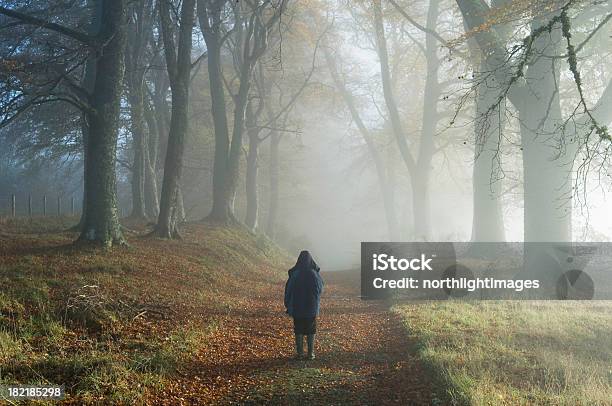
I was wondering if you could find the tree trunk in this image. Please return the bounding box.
[143,99,160,218]
[374,133,400,240]
[457,0,571,243]
[174,183,186,224]
[374,0,438,240]
[245,126,260,230]
[199,0,282,223]
[381,179,400,240]
[78,0,127,247]
[411,0,440,241]
[151,73,171,169]
[73,0,102,231]
[204,39,233,222]
[154,0,196,238]
[372,0,415,175]
[410,169,430,241]
[196,0,233,222]
[244,96,265,231]
[125,0,153,220]
[266,131,280,238]
[128,91,148,219]
[75,118,89,230]
[521,15,571,243]
[145,69,169,220]
[471,62,506,242]
[226,68,252,220]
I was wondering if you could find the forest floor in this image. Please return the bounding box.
[5,218,607,405]
[0,217,435,405]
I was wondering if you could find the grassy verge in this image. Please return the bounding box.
[0,219,289,404]
[0,216,78,234]
[394,301,612,405]
[0,256,219,404]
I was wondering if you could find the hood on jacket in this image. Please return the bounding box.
[291,250,320,274]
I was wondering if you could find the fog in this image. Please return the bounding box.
[2,0,612,267]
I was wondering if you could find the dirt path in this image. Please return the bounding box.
[161,270,434,405]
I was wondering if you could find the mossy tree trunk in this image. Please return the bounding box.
[78,0,128,247]
[0,1,128,247]
[74,0,102,231]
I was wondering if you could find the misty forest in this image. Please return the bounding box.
[3,0,612,256]
[1,0,612,404]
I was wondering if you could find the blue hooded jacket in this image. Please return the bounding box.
[284,251,323,318]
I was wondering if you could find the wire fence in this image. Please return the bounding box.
[0,194,81,218]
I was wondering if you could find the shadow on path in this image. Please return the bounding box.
[164,270,434,405]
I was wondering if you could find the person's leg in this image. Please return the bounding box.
[295,333,304,358]
[293,318,304,358]
[306,317,316,360]
[306,334,315,360]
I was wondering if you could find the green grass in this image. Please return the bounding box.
[394,301,612,405]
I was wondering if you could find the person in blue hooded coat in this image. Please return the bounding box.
[284,250,323,360]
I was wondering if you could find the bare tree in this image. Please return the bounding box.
[324,46,400,240]
[456,0,612,242]
[372,0,443,240]
[198,0,288,224]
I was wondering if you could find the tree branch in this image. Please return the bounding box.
[388,0,463,56]
[0,6,95,46]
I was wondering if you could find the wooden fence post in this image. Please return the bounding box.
[57,196,61,216]
[28,195,32,217]
[71,196,75,215]
[43,195,47,216]
[11,194,16,217]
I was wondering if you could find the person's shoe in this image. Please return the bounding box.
[306,353,315,360]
